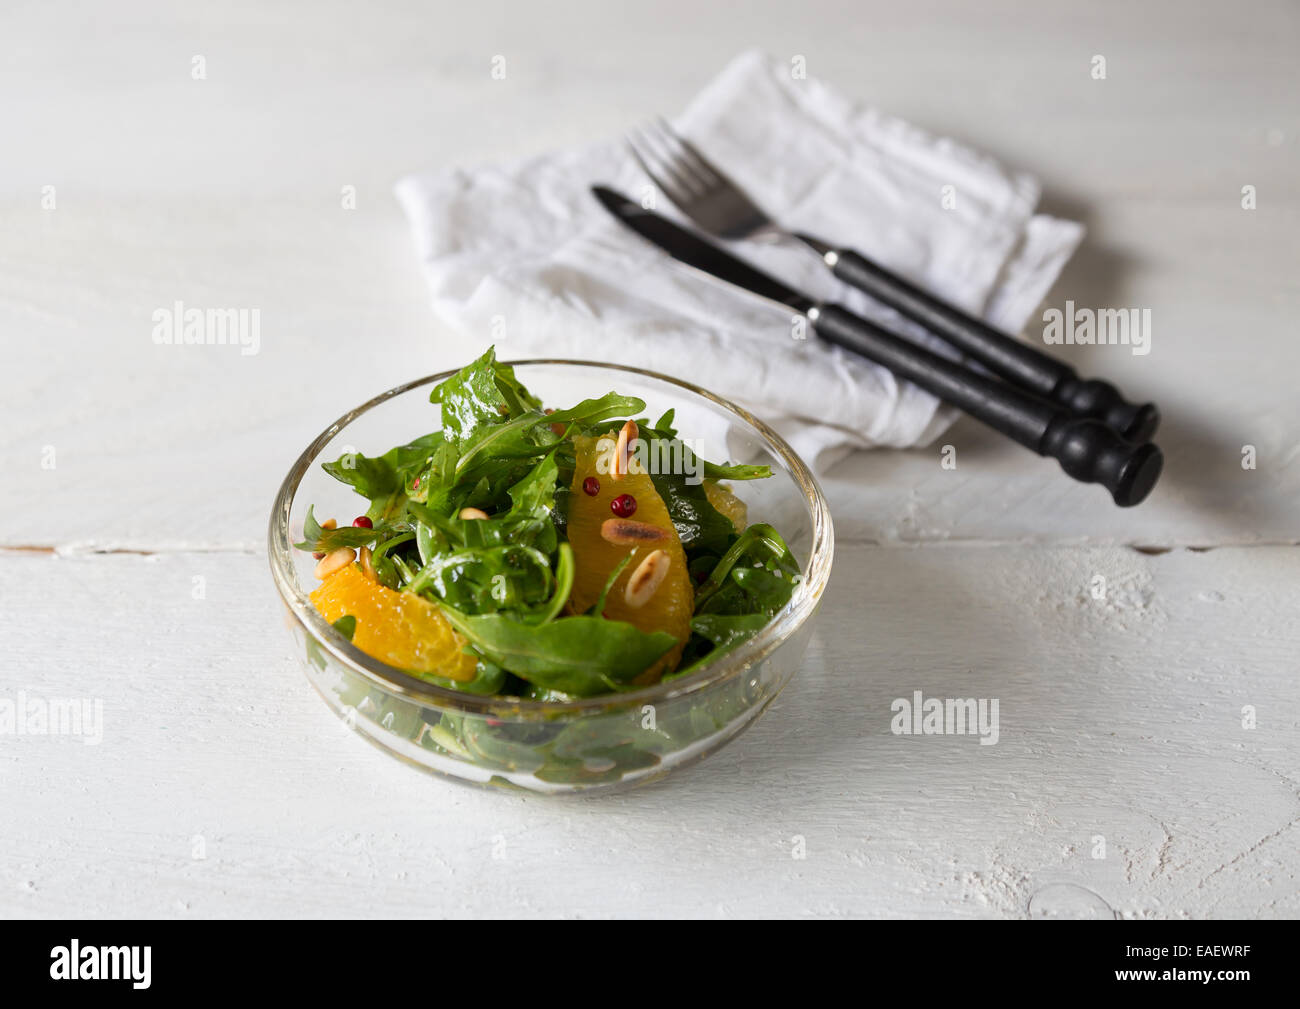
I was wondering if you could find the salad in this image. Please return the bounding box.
[296,348,803,701]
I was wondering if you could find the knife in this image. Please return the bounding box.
[591,185,1162,507]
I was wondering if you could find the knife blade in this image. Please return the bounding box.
[591,186,815,316]
[589,184,1162,506]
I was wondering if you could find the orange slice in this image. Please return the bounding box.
[704,479,747,533]
[566,432,693,681]
[310,564,478,681]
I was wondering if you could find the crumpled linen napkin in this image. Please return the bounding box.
[396,49,1083,471]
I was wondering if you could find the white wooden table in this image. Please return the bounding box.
[3,0,1297,918]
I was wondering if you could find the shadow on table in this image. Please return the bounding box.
[598,545,1064,814]
[1035,190,1280,540]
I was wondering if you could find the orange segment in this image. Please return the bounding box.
[310,564,478,681]
[704,479,747,533]
[567,432,693,681]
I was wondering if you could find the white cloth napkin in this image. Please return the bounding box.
[396,50,1083,471]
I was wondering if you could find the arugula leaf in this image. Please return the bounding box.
[530,542,574,625]
[331,615,358,641]
[501,450,560,550]
[414,520,438,565]
[370,531,412,589]
[295,504,402,552]
[492,360,543,417]
[691,611,771,648]
[321,432,443,520]
[406,543,554,614]
[453,394,641,483]
[638,424,771,483]
[402,453,564,614]
[702,460,771,481]
[543,392,645,430]
[653,407,677,436]
[693,523,801,615]
[408,438,461,510]
[430,346,513,444]
[660,611,780,681]
[409,451,560,559]
[439,610,677,697]
[391,553,418,586]
[429,348,553,449]
[414,658,508,695]
[649,470,736,555]
[592,552,634,618]
[455,411,560,478]
[662,613,770,681]
[728,565,799,612]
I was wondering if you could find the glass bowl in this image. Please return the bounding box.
[268,361,834,794]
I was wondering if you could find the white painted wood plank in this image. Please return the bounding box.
[2,544,1295,918]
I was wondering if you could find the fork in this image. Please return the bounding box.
[626,118,1159,444]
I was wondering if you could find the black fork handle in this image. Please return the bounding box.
[823,247,1160,444]
[812,304,1162,507]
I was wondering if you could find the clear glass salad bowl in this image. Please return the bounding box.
[268,361,833,794]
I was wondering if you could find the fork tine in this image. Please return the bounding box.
[624,127,666,188]
[627,115,773,239]
[626,124,702,201]
[630,124,698,197]
[642,118,716,194]
[650,116,723,188]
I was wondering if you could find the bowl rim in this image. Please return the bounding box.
[268,359,834,717]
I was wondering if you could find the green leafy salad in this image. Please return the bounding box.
[297,348,803,701]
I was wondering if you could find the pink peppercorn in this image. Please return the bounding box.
[583,476,600,496]
[610,493,637,518]
[352,516,373,529]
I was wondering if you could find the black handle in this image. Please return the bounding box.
[826,248,1160,444]
[813,304,1162,506]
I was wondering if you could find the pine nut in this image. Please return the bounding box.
[611,420,638,481]
[358,545,375,580]
[601,518,670,545]
[459,506,489,520]
[624,549,670,608]
[314,547,356,580]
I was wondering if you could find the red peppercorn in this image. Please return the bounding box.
[583,476,600,496]
[610,493,637,518]
[352,515,373,528]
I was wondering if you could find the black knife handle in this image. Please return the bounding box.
[812,304,1162,506]
[826,248,1160,443]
